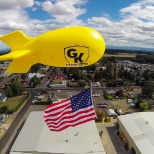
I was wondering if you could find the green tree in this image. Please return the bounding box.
[30,63,42,73]
[94,72,100,81]
[78,80,86,87]
[20,74,27,80]
[29,76,41,88]
[5,78,24,97]
[115,90,124,97]
[6,86,13,97]
[0,105,8,114]
[139,102,149,111]
[10,78,24,96]
[95,109,103,122]
[85,73,93,81]
[142,82,154,98]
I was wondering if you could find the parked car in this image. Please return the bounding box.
[97,103,108,108]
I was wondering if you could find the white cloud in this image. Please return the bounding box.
[88,17,112,27]
[120,0,154,21]
[0,0,42,34]
[41,0,87,23]
[0,20,29,31]
[0,0,34,10]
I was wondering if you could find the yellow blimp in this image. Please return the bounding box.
[0,26,105,73]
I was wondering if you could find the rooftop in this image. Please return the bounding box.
[10,111,106,154]
[118,112,154,154]
[51,74,66,80]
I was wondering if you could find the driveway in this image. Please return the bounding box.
[96,118,132,154]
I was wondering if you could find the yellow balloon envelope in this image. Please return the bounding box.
[0,26,105,73]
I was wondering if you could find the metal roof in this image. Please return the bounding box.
[11,111,106,154]
[118,112,154,154]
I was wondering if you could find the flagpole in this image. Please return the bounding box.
[90,81,94,105]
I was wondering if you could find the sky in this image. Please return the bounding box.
[0,0,154,51]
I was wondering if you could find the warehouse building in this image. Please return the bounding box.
[10,111,106,154]
[117,112,154,154]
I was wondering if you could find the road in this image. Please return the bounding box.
[27,86,141,92]
[0,92,37,154]
[36,67,54,89]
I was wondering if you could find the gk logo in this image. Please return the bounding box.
[67,48,84,63]
[64,45,89,65]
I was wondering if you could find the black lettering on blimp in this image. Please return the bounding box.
[67,48,84,63]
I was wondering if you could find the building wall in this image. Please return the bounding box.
[52,79,62,84]
[117,118,141,154]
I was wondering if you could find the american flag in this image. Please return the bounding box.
[44,88,96,132]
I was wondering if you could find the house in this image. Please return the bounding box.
[92,82,101,87]
[69,81,78,87]
[49,81,66,88]
[105,90,117,95]
[51,74,66,84]
[28,73,44,79]
[0,92,7,102]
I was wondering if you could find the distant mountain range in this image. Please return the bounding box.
[107,45,154,52]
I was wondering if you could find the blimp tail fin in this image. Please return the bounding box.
[0,50,31,60]
[5,58,34,73]
[0,30,32,50]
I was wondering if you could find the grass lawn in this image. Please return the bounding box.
[107,95,115,100]
[0,95,27,111]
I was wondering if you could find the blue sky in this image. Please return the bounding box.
[0,0,154,50]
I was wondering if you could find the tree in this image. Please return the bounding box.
[107,79,117,87]
[142,82,154,98]
[95,109,104,122]
[94,72,100,81]
[10,78,24,96]
[107,56,116,63]
[6,86,13,97]
[139,102,149,111]
[85,73,93,82]
[30,63,42,73]
[5,78,24,97]
[78,80,86,87]
[20,74,27,80]
[29,76,41,88]
[116,90,124,97]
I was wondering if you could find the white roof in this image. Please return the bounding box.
[118,112,154,154]
[28,73,44,78]
[11,111,106,154]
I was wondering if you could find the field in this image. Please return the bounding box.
[104,53,137,57]
[0,95,27,112]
